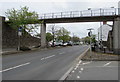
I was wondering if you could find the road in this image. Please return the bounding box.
[2,45,88,80]
[66,60,118,80]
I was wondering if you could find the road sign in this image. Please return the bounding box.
[88,31,92,37]
[18,27,22,31]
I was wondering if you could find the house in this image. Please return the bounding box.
[98,21,113,51]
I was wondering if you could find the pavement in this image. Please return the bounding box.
[1,48,20,55]
[2,45,88,80]
[82,51,119,61]
[1,46,61,55]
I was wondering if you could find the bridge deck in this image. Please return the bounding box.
[39,8,120,23]
[40,15,120,23]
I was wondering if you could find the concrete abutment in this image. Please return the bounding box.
[113,17,120,55]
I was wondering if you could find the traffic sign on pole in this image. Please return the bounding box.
[18,27,22,31]
[18,27,22,51]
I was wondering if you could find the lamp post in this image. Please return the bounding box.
[87,28,94,58]
[88,8,92,16]
[110,7,116,15]
[100,8,102,16]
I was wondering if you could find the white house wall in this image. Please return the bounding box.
[98,24,112,41]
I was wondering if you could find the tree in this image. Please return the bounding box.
[82,34,97,44]
[91,34,97,43]
[46,32,53,42]
[5,6,40,35]
[48,25,59,46]
[56,27,70,43]
[84,36,90,44]
[72,36,80,42]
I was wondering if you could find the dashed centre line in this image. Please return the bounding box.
[41,55,55,60]
[0,62,30,73]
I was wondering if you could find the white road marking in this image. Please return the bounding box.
[75,65,78,69]
[103,62,111,67]
[79,66,118,68]
[59,67,74,80]
[79,60,82,64]
[82,61,92,65]
[0,62,30,73]
[74,68,77,70]
[41,58,45,60]
[77,76,80,79]
[41,55,55,60]
[72,70,75,73]
[80,68,84,71]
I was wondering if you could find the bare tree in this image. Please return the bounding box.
[48,24,59,46]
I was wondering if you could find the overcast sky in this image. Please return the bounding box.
[0,0,119,38]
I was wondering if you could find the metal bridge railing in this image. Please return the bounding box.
[39,8,119,19]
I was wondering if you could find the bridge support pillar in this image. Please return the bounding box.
[0,16,3,82]
[40,23,46,48]
[113,17,120,55]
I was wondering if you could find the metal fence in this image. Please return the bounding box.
[39,8,119,19]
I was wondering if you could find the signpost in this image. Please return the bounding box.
[18,27,22,51]
[87,28,94,59]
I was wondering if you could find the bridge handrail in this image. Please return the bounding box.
[39,8,119,19]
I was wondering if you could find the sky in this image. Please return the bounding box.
[0,0,119,38]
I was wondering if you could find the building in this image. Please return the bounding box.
[98,21,113,50]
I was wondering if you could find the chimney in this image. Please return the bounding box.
[103,21,107,25]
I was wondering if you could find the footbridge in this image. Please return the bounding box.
[39,8,120,54]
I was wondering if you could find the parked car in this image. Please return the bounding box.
[48,41,55,47]
[63,42,68,47]
[67,41,73,46]
[55,42,63,46]
[73,42,80,45]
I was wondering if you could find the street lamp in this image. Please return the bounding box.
[110,7,116,15]
[111,7,114,8]
[87,28,94,58]
[88,8,92,16]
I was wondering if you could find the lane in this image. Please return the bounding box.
[2,45,88,80]
[3,45,84,69]
[67,61,118,80]
[0,62,30,73]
